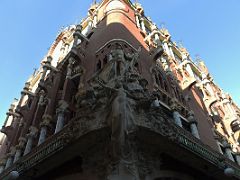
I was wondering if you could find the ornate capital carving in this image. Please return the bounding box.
[170,98,181,112]
[40,114,52,127]
[16,137,27,150]
[187,110,197,124]
[27,126,38,138]
[56,100,69,115]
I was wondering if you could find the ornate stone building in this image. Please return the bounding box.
[0,0,240,179]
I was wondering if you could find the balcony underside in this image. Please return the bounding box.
[1,113,239,180]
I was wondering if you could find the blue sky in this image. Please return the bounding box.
[0,0,239,124]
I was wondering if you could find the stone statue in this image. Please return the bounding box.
[109,43,141,79]
[96,79,136,159]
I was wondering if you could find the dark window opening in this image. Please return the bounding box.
[96,60,101,71]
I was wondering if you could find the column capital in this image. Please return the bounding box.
[40,114,52,127]
[222,140,231,149]
[187,110,197,123]
[56,100,69,115]
[9,147,16,156]
[27,126,38,138]
[16,138,27,150]
[0,158,7,166]
[170,98,181,112]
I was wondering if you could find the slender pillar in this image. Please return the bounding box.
[55,105,68,134]
[40,56,52,82]
[0,158,6,174]
[16,82,30,110]
[235,153,240,166]
[135,12,140,28]
[188,111,200,139]
[162,40,171,56]
[5,157,13,169]
[152,98,160,108]
[223,141,235,161]
[38,115,52,145]
[184,61,195,77]
[3,113,11,127]
[38,127,47,146]
[93,11,98,27]
[140,17,146,33]
[173,111,183,127]
[170,99,183,127]
[13,137,26,163]
[55,109,65,134]
[87,18,93,33]
[73,25,83,48]
[5,148,15,169]
[23,126,38,155]
[4,171,19,180]
[66,58,74,79]
[13,150,21,164]
[168,43,175,59]
[203,80,214,97]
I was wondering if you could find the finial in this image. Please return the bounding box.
[33,68,37,76]
[195,54,202,63]
[160,22,166,29]
[177,40,184,48]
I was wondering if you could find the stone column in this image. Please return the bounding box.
[222,141,235,161]
[5,147,15,169]
[140,17,146,33]
[73,24,83,48]
[135,12,140,28]
[87,18,93,32]
[162,40,171,56]
[37,115,52,145]
[13,138,26,163]
[168,43,175,59]
[188,111,200,139]
[55,104,68,134]
[16,82,30,110]
[3,112,11,127]
[185,62,195,77]
[23,126,38,155]
[235,153,240,166]
[93,11,98,28]
[4,171,19,179]
[66,58,74,79]
[170,100,183,127]
[152,98,160,108]
[0,158,6,174]
[203,80,214,97]
[40,56,52,82]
